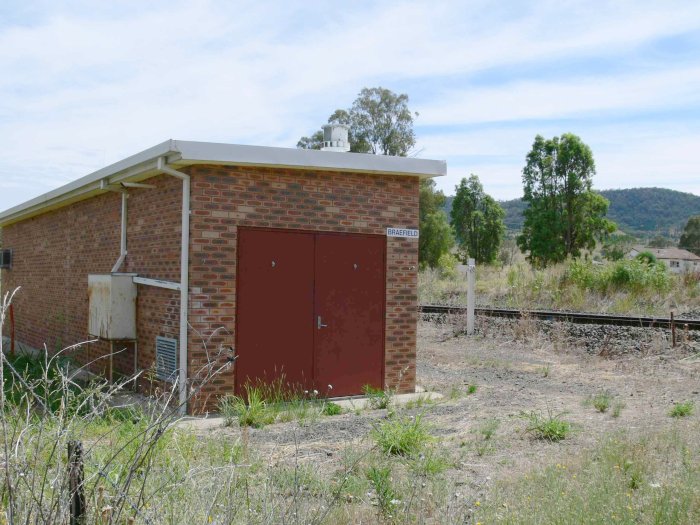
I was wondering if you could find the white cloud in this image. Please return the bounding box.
[422,122,700,200]
[419,65,700,125]
[1,0,699,209]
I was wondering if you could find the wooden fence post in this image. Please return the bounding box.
[68,440,85,525]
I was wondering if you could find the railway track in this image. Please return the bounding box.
[419,304,700,331]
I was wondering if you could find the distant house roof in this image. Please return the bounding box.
[630,246,700,261]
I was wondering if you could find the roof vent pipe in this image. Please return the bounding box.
[321,124,350,152]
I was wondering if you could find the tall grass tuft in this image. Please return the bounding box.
[371,413,432,457]
[523,409,572,441]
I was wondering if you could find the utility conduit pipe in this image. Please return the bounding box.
[111,192,128,273]
[156,157,190,415]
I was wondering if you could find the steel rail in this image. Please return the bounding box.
[419,304,700,331]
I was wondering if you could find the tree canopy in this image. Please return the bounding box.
[517,133,615,266]
[450,175,505,264]
[298,87,449,268]
[419,179,454,268]
[679,215,700,255]
[297,87,416,156]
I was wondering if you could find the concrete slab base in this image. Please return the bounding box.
[332,390,443,411]
[176,389,443,431]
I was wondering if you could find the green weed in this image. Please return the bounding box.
[411,448,451,476]
[523,410,572,441]
[475,442,494,457]
[612,401,626,418]
[270,464,325,496]
[670,401,694,418]
[363,384,392,410]
[322,401,342,416]
[404,394,433,410]
[448,385,463,399]
[218,388,276,428]
[592,391,612,413]
[478,418,500,441]
[372,414,432,457]
[366,466,398,517]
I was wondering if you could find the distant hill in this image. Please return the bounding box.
[444,188,700,237]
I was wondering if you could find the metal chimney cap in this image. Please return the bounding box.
[321,124,350,152]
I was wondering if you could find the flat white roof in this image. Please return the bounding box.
[0,139,446,226]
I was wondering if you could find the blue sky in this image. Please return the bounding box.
[1,0,699,210]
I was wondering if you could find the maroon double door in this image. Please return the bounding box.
[235,228,386,397]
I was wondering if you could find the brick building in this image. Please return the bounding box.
[0,138,445,412]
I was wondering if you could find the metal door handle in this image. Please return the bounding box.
[317,315,328,329]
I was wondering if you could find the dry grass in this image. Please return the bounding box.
[475,426,700,524]
[3,286,700,524]
[419,260,700,316]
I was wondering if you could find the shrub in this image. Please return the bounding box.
[437,252,459,279]
[372,414,432,456]
[566,258,670,294]
[218,394,240,426]
[635,251,657,265]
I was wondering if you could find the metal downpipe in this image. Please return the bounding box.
[157,157,190,415]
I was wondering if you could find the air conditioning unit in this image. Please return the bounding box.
[88,274,137,340]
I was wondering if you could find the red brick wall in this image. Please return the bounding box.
[1,164,420,413]
[124,176,183,391]
[1,192,120,373]
[186,165,419,410]
[0,175,183,385]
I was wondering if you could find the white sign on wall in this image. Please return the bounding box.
[386,227,419,238]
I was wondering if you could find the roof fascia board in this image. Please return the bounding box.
[0,141,176,226]
[0,158,164,226]
[172,140,446,178]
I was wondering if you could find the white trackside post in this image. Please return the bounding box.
[467,258,475,335]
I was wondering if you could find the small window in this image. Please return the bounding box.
[670,260,680,268]
[0,249,11,269]
[155,336,178,382]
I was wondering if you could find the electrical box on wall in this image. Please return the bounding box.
[0,249,12,269]
[88,273,137,340]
